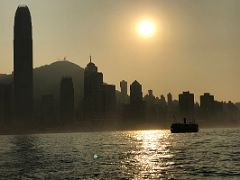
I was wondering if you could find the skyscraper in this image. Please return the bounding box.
[167,93,173,106]
[200,93,215,115]
[14,5,33,120]
[144,90,156,105]
[60,77,74,122]
[41,94,55,126]
[120,80,127,96]
[103,84,116,113]
[159,95,167,107]
[83,57,104,118]
[119,80,128,104]
[144,90,157,121]
[130,80,143,106]
[129,80,145,120]
[179,91,194,117]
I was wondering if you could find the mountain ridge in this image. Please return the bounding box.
[0,60,85,106]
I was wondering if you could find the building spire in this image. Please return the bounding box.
[90,55,92,63]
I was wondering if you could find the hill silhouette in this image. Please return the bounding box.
[0,60,84,106]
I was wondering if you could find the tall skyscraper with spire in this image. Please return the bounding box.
[14,5,33,120]
[84,56,104,118]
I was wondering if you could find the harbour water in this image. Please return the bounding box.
[0,128,239,179]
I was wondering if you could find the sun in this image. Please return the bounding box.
[137,19,156,38]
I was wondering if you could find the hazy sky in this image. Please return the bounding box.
[0,0,240,102]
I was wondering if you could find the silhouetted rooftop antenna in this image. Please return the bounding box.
[90,55,92,63]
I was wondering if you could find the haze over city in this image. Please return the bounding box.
[1,0,240,102]
[0,1,240,179]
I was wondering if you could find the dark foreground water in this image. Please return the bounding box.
[0,129,239,179]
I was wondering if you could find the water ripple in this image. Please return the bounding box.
[0,129,239,179]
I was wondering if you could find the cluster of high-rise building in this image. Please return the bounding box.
[0,5,239,131]
[83,57,116,120]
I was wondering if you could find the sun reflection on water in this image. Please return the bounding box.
[141,130,167,149]
[130,130,174,179]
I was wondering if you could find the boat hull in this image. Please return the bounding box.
[171,123,199,133]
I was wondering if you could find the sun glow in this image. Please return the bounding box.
[137,19,156,38]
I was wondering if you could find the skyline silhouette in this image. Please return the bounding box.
[0,1,240,102]
[0,2,240,180]
[1,3,240,180]
[0,4,239,133]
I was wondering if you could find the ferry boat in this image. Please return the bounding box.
[171,117,199,133]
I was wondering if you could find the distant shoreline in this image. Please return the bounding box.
[0,125,239,136]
